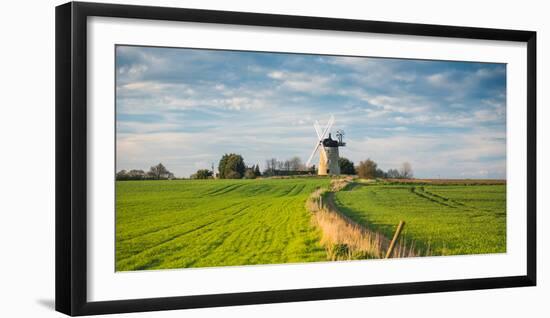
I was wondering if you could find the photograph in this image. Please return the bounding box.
[114,45,507,272]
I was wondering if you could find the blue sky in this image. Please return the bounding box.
[116,45,506,179]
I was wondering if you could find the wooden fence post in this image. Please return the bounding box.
[385,220,405,259]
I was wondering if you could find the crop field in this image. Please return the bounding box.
[116,178,329,271]
[333,183,506,255]
[117,178,506,271]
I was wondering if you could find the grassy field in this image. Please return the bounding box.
[116,178,329,271]
[116,178,506,271]
[333,183,506,255]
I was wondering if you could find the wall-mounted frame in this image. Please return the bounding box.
[56,1,536,316]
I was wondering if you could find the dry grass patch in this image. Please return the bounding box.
[306,186,423,261]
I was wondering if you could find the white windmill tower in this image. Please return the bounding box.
[306,115,346,176]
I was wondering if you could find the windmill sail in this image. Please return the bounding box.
[306,143,321,168]
[306,115,334,167]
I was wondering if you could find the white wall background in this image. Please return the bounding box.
[0,0,546,317]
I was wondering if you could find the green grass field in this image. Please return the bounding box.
[333,183,506,255]
[116,178,506,271]
[116,178,329,271]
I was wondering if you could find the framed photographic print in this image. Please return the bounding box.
[55,1,536,316]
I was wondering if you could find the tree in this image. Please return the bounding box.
[387,168,400,179]
[264,158,277,176]
[191,169,213,179]
[244,168,256,179]
[225,171,241,179]
[375,168,387,178]
[147,163,173,180]
[357,159,378,179]
[128,169,146,180]
[116,170,128,180]
[282,160,289,171]
[218,154,230,179]
[399,162,413,179]
[218,153,245,179]
[288,156,304,171]
[254,164,261,177]
[116,169,147,180]
[338,157,356,175]
[309,164,316,174]
[117,168,171,180]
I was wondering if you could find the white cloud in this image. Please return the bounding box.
[268,70,336,93]
[343,129,505,179]
[427,73,450,87]
[115,46,506,179]
[383,126,408,131]
[427,67,505,91]
[267,71,284,79]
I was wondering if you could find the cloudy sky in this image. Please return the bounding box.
[116,45,506,179]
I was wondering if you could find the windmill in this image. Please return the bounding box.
[306,115,346,176]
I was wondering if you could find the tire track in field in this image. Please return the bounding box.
[272,184,298,197]
[288,184,307,196]
[172,198,279,267]
[200,183,234,195]
[262,197,304,256]
[410,187,457,208]
[421,188,493,213]
[208,183,246,196]
[189,201,277,267]
[119,196,278,268]
[196,195,306,266]
[116,205,253,265]
[117,180,329,270]
[245,184,273,196]
[420,187,468,208]
[117,201,249,243]
[270,196,307,260]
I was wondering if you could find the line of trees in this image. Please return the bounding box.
[355,159,413,179]
[336,157,413,179]
[116,157,413,181]
[264,156,305,173]
[190,169,213,179]
[116,163,174,180]
[263,156,315,176]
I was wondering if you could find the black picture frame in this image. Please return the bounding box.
[55,1,537,316]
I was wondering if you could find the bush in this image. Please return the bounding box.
[357,159,377,179]
[244,169,256,179]
[116,169,148,180]
[191,169,213,179]
[375,168,387,178]
[225,171,242,179]
[338,157,356,175]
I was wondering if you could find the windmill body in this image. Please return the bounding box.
[318,145,329,175]
[306,115,346,176]
[319,133,341,175]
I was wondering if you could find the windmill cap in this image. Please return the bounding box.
[323,133,339,147]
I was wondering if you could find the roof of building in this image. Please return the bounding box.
[322,133,339,147]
